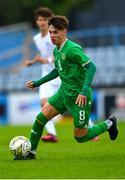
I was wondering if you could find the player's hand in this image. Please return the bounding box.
[26,81,35,89]
[35,55,48,64]
[23,60,33,66]
[34,55,41,61]
[75,94,87,106]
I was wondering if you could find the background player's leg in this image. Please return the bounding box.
[42,119,58,142]
[43,114,62,142]
[40,97,59,142]
[44,114,62,138]
[45,120,57,136]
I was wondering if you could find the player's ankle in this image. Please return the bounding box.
[30,150,36,155]
[105,119,113,129]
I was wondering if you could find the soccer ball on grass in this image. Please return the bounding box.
[9,136,31,157]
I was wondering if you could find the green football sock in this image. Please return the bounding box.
[75,121,108,143]
[30,112,48,151]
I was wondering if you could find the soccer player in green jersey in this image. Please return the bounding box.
[14,16,118,160]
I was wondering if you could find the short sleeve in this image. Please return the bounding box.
[70,47,91,67]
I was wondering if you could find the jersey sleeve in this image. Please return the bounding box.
[70,47,91,67]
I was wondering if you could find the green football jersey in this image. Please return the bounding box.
[53,39,91,98]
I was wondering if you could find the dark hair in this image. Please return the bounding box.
[49,15,69,30]
[34,7,54,21]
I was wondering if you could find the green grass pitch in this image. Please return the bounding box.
[0,118,125,179]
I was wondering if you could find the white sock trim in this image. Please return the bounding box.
[105,120,113,129]
[30,150,36,155]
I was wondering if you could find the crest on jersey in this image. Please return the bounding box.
[62,53,65,60]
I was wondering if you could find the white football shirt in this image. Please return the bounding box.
[33,32,60,86]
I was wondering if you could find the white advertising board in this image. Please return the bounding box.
[8,92,40,125]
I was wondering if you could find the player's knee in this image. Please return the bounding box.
[74,128,88,143]
[41,98,48,107]
[74,128,88,137]
[41,102,52,119]
[41,102,59,120]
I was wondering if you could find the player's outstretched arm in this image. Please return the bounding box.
[23,54,43,66]
[26,68,59,89]
[35,56,53,64]
[23,57,37,67]
[23,55,53,66]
